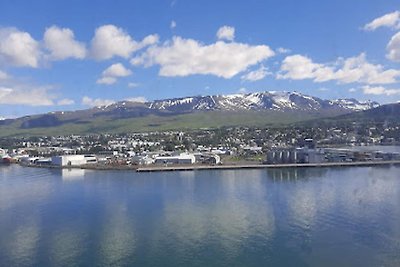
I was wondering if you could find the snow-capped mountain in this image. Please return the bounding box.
[329,98,380,111]
[6,91,381,131]
[144,91,379,112]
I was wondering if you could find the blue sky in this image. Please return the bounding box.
[0,0,400,117]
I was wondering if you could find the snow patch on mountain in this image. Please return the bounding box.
[330,99,379,111]
[124,91,380,113]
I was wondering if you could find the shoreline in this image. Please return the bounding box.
[137,160,400,172]
[10,160,400,172]
[16,163,139,171]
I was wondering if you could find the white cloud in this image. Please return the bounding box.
[0,87,13,99]
[335,53,400,84]
[96,76,117,85]
[0,73,74,106]
[128,82,139,88]
[57,98,75,105]
[278,54,335,81]
[362,85,400,96]
[278,53,400,85]
[0,86,55,106]
[44,25,86,60]
[364,11,400,31]
[0,27,41,68]
[82,96,115,107]
[387,31,400,62]
[90,24,158,60]
[241,66,271,81]
[277,47,291,54]
[348,88,357,93]
[140,34,159,47]
[126,96,147,103]
[102,63,132,77]
[216,26,235,41]
[238,87,247,94]
[131,36,274,78]
[82,95,146,107]
[90,25,134,60]
[0,70,9,80]
[97,63,132,85]
[130,56,144,66]
[170,20,177,29]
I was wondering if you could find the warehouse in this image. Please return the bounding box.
[51,155,97,166]
[154,154,196,165]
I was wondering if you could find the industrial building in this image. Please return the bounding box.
[154,153,196,165]
[51,155,97,166]
[266,148,325,164]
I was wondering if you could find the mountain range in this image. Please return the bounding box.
[0,91,388,137]
[90,91,379,114]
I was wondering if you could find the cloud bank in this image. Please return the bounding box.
[131,36,274,78]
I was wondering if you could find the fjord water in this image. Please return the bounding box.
[0,165,399,267]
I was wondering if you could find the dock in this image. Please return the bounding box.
[136,160,400,172]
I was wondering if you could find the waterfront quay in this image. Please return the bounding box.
[136,160,400,172]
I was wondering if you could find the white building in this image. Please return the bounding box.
[51,155,97,166]
[154,153,196,165]
[20,156,41,164]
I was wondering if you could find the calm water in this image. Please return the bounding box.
[0,165,400,267]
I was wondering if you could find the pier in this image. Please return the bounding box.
[136,160,400,172]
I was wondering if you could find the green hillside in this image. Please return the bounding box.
[0,110,336,137]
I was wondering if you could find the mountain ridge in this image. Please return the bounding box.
[0,91,382,137]
[92,91,379,113]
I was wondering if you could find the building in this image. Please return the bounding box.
[154,153,196,165]
[203,154,221,165]
[194,153,221,165]
[35,158,52,165]
[266,148,325,164]
[51,155,97,166]
[131,154,154,165]
[306,149,325,163]
[266,149,298,164]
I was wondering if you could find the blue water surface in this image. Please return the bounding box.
[0,164,399,267]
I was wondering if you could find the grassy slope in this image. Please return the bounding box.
[0,110,341,137]
[297,103,400,128]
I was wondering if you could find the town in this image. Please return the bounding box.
[1,120,400,169]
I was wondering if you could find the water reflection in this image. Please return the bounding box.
[49,225,86,266]
[98,202,136,266]
[0,165,399,266]
[7,219,40,266]
[266,167,328,181]
[60,168,86,181]
[0,165,54,211]
[142,170,276,265]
